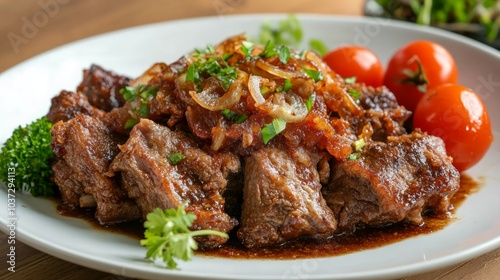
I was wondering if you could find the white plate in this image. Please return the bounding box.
[1,14,499,280]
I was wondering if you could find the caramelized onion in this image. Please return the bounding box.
[248,75,266,105]
[304,51,334,84]
[211,126,226,151]
[290,77,315,99]
[190,70,248,111]
[256,60,305,80]
[259,92,309,123]
[130,63,168,87]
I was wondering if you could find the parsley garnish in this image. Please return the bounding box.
[303,68,324,83]
[259,41,279,58]
[120,85,159,129]
[0,117,55,196]
[257,14,329,58]
[140,204,228,269]
[186,54,238,91]
[278,45,291,64]
[259,14,303,47]
[261,118,286,144]
[241,41,255,61]
[308,39,329,56]
[221,108,248,124]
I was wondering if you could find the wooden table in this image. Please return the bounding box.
[0,0,499,279]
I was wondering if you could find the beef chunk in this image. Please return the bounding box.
[77,64,130,111]
[344,84,411,141]
[108,119,239,248]
[237,146,337,248]
[46,90,105,123]
[323,131,460,232]
[45,89,132,135]
[52,159,85,206]
[51,114,140,223]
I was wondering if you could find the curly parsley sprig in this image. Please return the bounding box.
[140,204,228,269]
[0,117,55,196]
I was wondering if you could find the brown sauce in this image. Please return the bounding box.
[57,174,481,259]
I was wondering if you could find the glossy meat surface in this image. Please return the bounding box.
[323,131,460,232]
[237,145,336,247]
[51,114,140,223]
[108,119,239,248]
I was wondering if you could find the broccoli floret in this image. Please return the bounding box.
[0,116,55,196]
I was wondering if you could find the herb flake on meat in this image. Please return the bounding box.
[261,118,287,144]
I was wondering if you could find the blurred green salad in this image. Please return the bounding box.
[367,0,500,48]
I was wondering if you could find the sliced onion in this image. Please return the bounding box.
[211,126,226,151]
[190,70,248,111]
[259,92,309,123]
[255,60,305,80]
[304,51,335,84]
[214,34,247,55]
[248,75,266,105]
[176,72,197,106]
[130,63,168,87]
[290,77,315,99]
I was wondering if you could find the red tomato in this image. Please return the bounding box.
[413,84,493,172]
[383,40,458,112]
[323,45,384,87]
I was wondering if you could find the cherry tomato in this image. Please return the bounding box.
[413,84,493,172]
[323,45,384,87]
[383,40,458,112]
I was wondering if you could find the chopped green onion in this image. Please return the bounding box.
[168,153,186,165]
[206,44,215,54]
[124,118,140,130]
[261,118,286,144]
[186,65,196,83]
[353,138,365,152]
[347,152,361,161]
[283,79,292,92]
[221,109,248,124]
[344,76,357,84]
[305,93,316,112]
[348,89,361,103]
